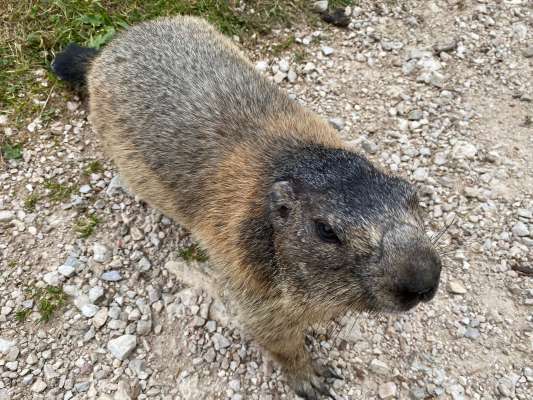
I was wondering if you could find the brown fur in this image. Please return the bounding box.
[78,16,442,399]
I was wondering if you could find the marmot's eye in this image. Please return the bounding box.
[315,221,340,244]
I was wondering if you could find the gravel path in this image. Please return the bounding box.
[1,1,532,399]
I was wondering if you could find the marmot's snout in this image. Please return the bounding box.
[381,223,442,311]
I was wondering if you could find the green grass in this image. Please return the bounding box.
[15,286,67,323]
[74,214,100,238]
[43,179,76,203]
[271,35,296,56]
[179,243,209,262]
[37,286,67,322]
[24,193,40,212]
[1,141,23,160]
[293,48,308,63]
[83,160,104,175]
[1,1,354,130]
[8,260,17,268]
[329,0,356,8]
[15,308,31,322]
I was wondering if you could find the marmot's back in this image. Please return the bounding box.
[87,17,297,222]
[90,16,292,140]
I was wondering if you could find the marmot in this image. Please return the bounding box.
[52,16,442,399]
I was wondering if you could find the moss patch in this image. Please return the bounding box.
[179,243,209,262]
[74,214,101,238]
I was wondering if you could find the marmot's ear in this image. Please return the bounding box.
[269,180,294,222]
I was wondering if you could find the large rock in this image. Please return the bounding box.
[512,222,529,237]
[107,335,137,361]
[369,359,389,375]
[448,280,467,294]
[0,211,15,224]
[378,382,397,399]
[452,141,477,160]
[0,338,15,354]
[106,175,129,197]
[165,260,213,292]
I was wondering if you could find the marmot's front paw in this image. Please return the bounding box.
[290,373,333,400]
[288,362,342,400]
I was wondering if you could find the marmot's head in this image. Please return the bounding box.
[269,146,441,313]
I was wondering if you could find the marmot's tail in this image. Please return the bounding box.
[51,43,98,88]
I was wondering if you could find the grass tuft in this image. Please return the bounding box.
[24,193,40,212]
[37,286,67,322]
[43,179,76,203]
[271,36,296,57]
[15,308,31,322]
[16,285,67,323]
[74,214,100,238]
[179,243,209,262]
[83,160,104,175]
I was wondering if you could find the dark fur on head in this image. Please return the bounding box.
[239,143,441,315]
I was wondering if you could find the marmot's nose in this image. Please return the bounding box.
[397,251,441,304]
[398,279,438,303]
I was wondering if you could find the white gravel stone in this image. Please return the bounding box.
[255,60,269,72]
[369,359,389,375]
[378,382,397,399]
[448,384,465,400]
[93,307,108,329]
[321,46,334,56]
[229,379,241,392]
[278,59,289,73]
[81,304,99,318]
[273,71,287,83]
[106,175,128,196]
[328,117,345,130]
[287,69,297,82]
[58,264,75,277]
[89,286,104,303]
[303,62,316,73]
[136,320,152,336]
[412,167,428,182]
[511,222,529,237]
[312,1,328,13]
[79,184,91,194]
[212,333,231,350]
[0,338,15,354]
[93,243,112,263]
[43,271,61,286]
[101,270,122,281]
[448,280,467,294]
[107,335,137,361]
[66,101,79,111]
[434,152,447,165]
[31,379,47,393]
[452,142,477,160]
[0,211,15,224]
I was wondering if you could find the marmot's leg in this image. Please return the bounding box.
[251,322,339,400]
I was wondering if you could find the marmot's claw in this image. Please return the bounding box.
[314,362,343,381]
[291,371,336,400]
[322,366,343,381]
